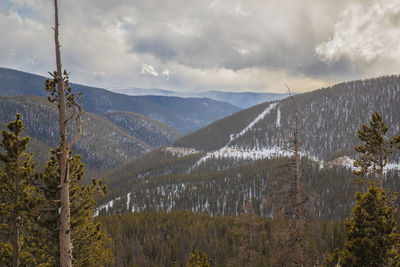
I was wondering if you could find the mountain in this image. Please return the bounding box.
[110,87,288,109]
[0,67,240,133]
[198,90,288,108]
[175,75,400,164]
[99,74,400,219]
[0,95,179,176]
[109,88,180,97]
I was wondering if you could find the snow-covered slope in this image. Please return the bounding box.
[176,74,400,166]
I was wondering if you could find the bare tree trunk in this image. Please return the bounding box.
[12,140,20,267]
[294,117,301,220]
[53,1,72,266]
[294,117,302,267]
[286,86,303,266]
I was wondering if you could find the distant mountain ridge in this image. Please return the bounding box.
[109,87,288,108]
[0,67,240,133]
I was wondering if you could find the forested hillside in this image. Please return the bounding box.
[100,74,400,220]
[98,210,350,266]
[103,112,180,148]
[100,156,400,221]
[176,75,400,163]
[0,95,164,175]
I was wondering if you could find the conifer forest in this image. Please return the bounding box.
[1,0,400,266]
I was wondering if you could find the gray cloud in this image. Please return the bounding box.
[0,0,397,93]
[316,0,400,78]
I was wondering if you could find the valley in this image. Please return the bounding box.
[1,68,400,266]
[3,1,400,265]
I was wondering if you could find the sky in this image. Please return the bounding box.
[1,0,399,93]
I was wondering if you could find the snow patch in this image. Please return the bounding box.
[192,146,323,169]
[164,147,200,157]
[276,107,281,127]
[326,156,354,169]
[94,196,121,216]
[326,156,400,172]
[127,192,131,210]
[386,163,400,171]
[191,103,290,169]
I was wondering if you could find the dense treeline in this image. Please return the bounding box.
[98,210,349,266]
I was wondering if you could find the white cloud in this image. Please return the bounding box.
[92,71,106,76]
[162,69,170,80]
[141,64,158,76]
[209,0,250,17]
[233,41,251,55]
[316,0,400,63]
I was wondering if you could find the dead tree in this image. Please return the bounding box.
[45,1,82,265]
[268,86,313,266]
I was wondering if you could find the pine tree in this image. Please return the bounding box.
[0,114,42,266]
[332,183,400,266]
[227,200,267,266]
[186,249,211,267]
[38,150,113,266]
[353,111,400,188]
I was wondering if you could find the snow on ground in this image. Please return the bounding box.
[94,197,120,216]
[190,102,328,170]
[192,145,323,169]
[386,163,400,170]
[229,103,277,143]
[326,156,400,171]
[276,107,281,128]
[127,192,131,208]
[325,156,354,169]
[164,147,199,157]
[192,103,288,169]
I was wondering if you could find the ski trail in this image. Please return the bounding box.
[228,103,277,144]
[191,103,278,169]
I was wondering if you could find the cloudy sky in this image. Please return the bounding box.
[1,0,399,93]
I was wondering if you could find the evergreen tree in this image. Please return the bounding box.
[227,200,267,266]
[38,150,113,266]
[186,249,211,267]
[353,111,400,187]
[325,183,399,266]
[0,114,42,266]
